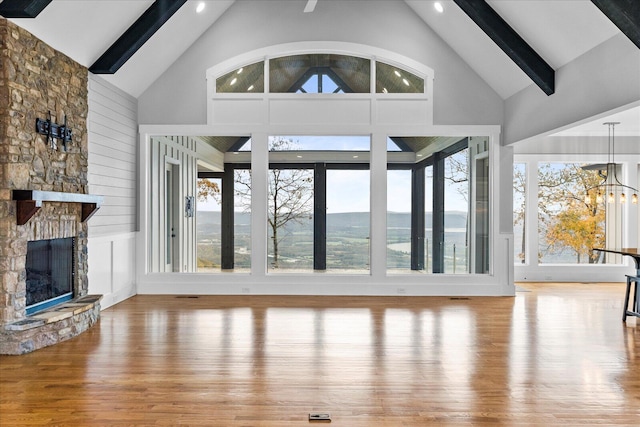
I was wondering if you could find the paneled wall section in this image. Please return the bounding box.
[87,74,138,236]
[87,74,138,309]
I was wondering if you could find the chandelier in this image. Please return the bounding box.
[584,122,638,205]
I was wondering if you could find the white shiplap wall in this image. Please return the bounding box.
[87,74,138,236]
[87,74,138,309]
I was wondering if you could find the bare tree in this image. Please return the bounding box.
[513,165,526,263]
[235,138,313,268]
[267,168,313,267]
[444,149,470,202]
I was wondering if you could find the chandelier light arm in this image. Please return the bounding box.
[586,182,640,194]
[583,122,639,204]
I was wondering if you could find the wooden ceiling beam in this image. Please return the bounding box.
[90,0,187,74]
[453,0,555,96]
[591,0,640,49]
[0,0,52,18]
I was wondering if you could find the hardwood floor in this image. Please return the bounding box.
[1,283,639,426]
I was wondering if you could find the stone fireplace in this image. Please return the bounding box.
[0,18,101,354]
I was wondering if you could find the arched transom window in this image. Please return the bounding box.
[215,53,425,94]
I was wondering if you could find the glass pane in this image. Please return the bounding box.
[269,54,370,93]
[387,170,411,271]
[376,61,424,93]
[197,178,221,272]
[234,169,252,270]
[266,168,314,272]
[474,156,489,273]
[513,163,526,264]
[269,135,370,151]
[386,166,433,274]
[425,165,433,273]
[327,169,370,271]
[387,137,404,152]
[444,149,469,274]
[216,62,264,93]
[538,163,607,264]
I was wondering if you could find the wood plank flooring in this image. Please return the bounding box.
[1,283,639,426]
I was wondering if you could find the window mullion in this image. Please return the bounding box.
[221,165,235,270]
[314,163,327,270]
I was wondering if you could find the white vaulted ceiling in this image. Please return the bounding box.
[7,0,235,96]
[3,0,637,138]
[406,0,621,99]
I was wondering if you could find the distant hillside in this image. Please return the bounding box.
[198,211,468,236]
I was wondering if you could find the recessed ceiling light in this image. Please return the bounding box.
[353,155,359,159]
[237,67,243,74]
[403,78,409,86]
[382,88,388,93]
[196,2,206,14]
[247,85,254,91]
[434,2,444,13]
[394,70,401,77]
[297,155,303,158]
[230,78,237,85]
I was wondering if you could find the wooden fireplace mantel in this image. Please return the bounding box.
[12,190,104,225]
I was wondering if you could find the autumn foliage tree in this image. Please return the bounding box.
[197,179,220,204]
[538,163,605,263]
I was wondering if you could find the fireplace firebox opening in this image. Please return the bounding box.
[25,237,75,315]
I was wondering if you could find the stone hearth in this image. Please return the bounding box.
[0,18,101,354]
